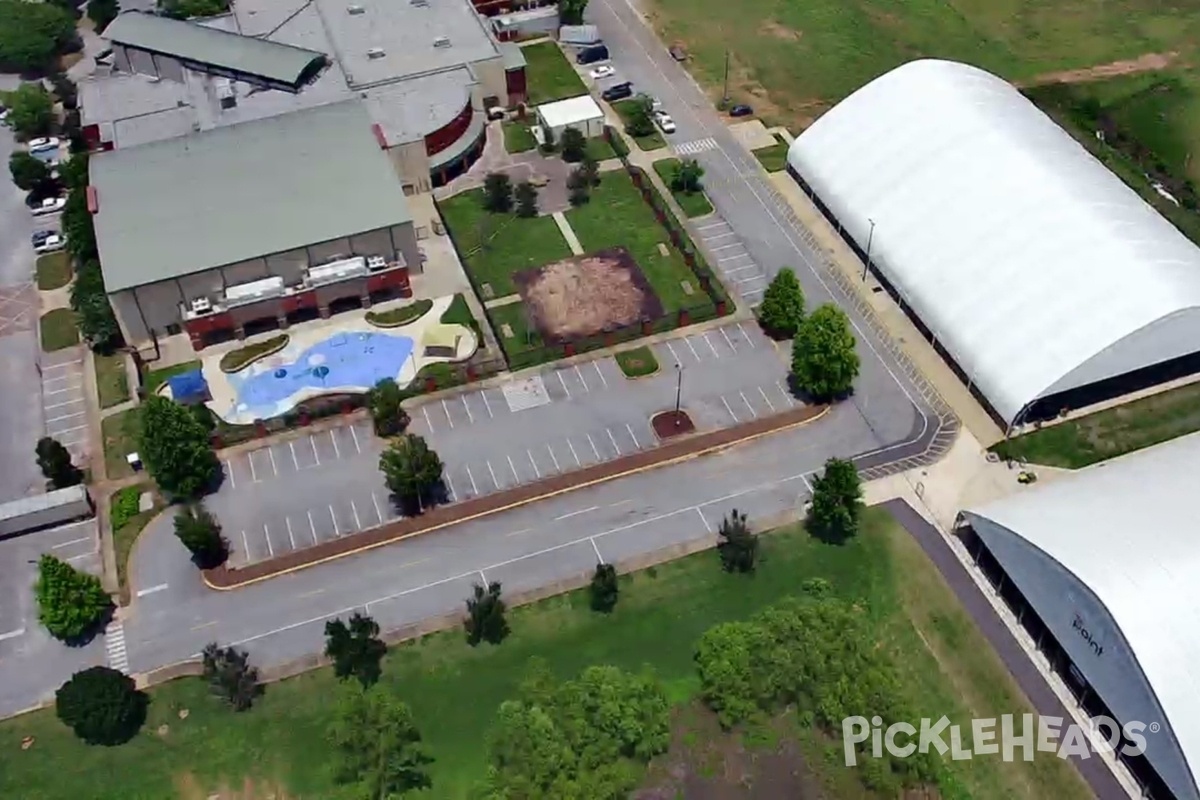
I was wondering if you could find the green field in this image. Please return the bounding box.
[521,41,588,105]
[39,309,79,352]
[0,507,1088,800]
[101,407,139,480]
[501,120,536,153]
[652,157,715,217]
[94,352,130,409]
[35,252,72,291]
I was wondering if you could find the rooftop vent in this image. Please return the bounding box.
[347,3,365,13]
[367,47,385,59]
[433,35,451,48]
[410,0,429,6]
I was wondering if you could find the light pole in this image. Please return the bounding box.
[721,50,730,107]
[862,217,876,282]
[674,363,683,425]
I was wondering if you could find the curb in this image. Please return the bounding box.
[202,404,830,590]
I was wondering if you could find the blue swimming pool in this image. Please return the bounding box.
[232,331,414,416]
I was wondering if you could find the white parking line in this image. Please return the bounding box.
[350,424,361,454]
[52,424,87,436]
[758,385,776,411]
[665,340,681,363]
[527,449,542,478]
[711,243,743,252]
[587,433,600,460]
[66,551,96,564]
[241,530,250,562]
[487,460,500,489]
[480,390,494,418]
[0,628,26,641]
[370,493,384,525]
[719,327,736,351]
[310,435,320,465]
[330,428,341,458]
[574,364,590,392]
[696,507,711,532]
[696,221,728,231]
[566,438,581,466]
[263,524,275,558]
[735,273,766,284]
[43,384,81,396]
[350,499,363,530]
[422,405,434,433]
[268,446,278,476]
[703,333,719,358]
[590,537,604,563]
[465,464,479,494]
[739,391,757,418]
[44,397,83,410]
[307,510,318,545]
[441,398,455,429]
[329,505,340,535]
[593,360,608,387]
[285,517,297,549]
[717,252,753,263]
[625,422,641,449]
[51,535,91,549]
[137,583,169,598]
[704,231,735,241]
[289,441,300,470]
[607,427,622,455]
[46,410,84,423]
[738,323,756,347]
[249,453,259,483]
[557,370,571,398]
[777,380,795,405]
[722,396,739,422]
[684,336,701,361]
[506,455,520,482]
[546,443,560,471]
[723,263,759,275]
[461,395,474,423]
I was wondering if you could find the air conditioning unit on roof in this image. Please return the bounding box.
[433,36,451,48]
[190,297,212,315]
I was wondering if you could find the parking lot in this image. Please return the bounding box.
[40,351,89,463]
[691,214,770,305]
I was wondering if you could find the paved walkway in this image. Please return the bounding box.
[552,211,584,254]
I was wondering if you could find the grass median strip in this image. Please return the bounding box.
[39,309,79,352]
[366,299,433,328]
[615,345,660,378]
[612,100,667,151]
[652,158,715,217]
[219,335,290,374]
[752,135,790,172]
[101,407,140,480]
[94,352,130,409]
[35,252,71,291]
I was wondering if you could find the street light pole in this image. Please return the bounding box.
[722,50,730,106]
[862,217,876,281]
[674,363,683,425]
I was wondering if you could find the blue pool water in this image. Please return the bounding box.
[233,331,414,415]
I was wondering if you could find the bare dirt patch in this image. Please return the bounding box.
[1023,51,1179,87]
[513,247,663,342]
[652,410,695,439]
[757,20,802,42]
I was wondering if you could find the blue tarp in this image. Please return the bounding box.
[167,369,208,404]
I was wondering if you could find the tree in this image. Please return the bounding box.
[35,436,82,489]
[790,303,860,401]
[482,172,514,213]
[329,683,433,797]
[159,0,230,19]
[589,562,619,613]
[671,158,704,194]
[201,643,260,711]
[7,83,54,140]
[624,95,655,138]
[465,582,509,646]
[380,433,444,514]
[716,508,757,573]
[807,457,863,544]
[0,0,77,74]
[515,180,539,218]
[70,262,121,349]
[49,71,77,110]
[366,377,410,437]
[560,126,586,162]
[138,395,220,499]
[580,153,600,186]
[173,503,228,569]
[9,151,50,192]
[324,612,387,688]
[757,267,805,339]
[35,554,111,640]
[558,0,588,25]
[87,0,120,31]
[55,666,147,745]
[567,168,590,206]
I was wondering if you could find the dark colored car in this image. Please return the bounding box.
[669,44,687,62]
[30,230,53,245]
[601,82,633,102]
[729,104,754,117]
[576,44,610,65]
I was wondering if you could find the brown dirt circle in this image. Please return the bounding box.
[1022,51,1179,87]
[652,410,696,439]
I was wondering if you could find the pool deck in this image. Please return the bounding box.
[203,295,476,425]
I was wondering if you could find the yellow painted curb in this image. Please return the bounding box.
[203,406,830,591]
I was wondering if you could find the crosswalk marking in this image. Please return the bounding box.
[674,137,717,156]
[105,621,129,673]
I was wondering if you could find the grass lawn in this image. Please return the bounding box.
[39,309,79,352]
[94,352,130,409]
[521,41,588,105]
[612,100,666,151]
[110,482,163,602]
[438,188,572,297]
[992,380,1200,468]
[566,170,705,313]
[35,252,72,290]
[219,335,289,373]
[101,407,139,480]
[0,507,1088,800]
[615,345,660,378]
[652,158,715,217]
[502,120,537,154]
[752,133,790,172]
[486,301,545,369]
[366,298,433,328]
[584,134,617,162]
[142,360,201,394]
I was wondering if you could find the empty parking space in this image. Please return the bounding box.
[40,357,88,459]
[693,212,770,305]
[651,320,761,368]
[223,420,376,490]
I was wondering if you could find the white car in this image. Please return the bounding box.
[27,137,60,153]
[30,196,66,216]
[33,232,65,254]
[654,111,676,134]
[589,65,616,80]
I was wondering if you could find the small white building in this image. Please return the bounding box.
[536,95,605,141]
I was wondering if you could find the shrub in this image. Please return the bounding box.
[55,666,147,745]
[589,563,619,612]
[109,486,141,531]
[35,554,111,640]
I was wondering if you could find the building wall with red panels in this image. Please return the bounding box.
[505,67,527,106]
[424,103,474,157]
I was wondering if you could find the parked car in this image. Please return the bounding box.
[669,44,687,61]
[33,232,64,254]
[589,65,616,80]
[576,44,610,65]
[654,111,676,134]
[729,104,754,118]
[27,137,60,153]
[600,82,633,102]
[30,230,54,245]
[649,96,663,112]
[30,196,66,216]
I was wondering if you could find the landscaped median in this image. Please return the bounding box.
[35,252,72,291]
[615,345,660,378]
[365,298,433,328]
[219,334,290,373]
[203,402,829,588]
[652,158,714,217]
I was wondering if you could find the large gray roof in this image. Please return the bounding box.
[91,100,411,292]
[104,11,327,88]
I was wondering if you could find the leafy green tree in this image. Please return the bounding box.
[790,303,860,401]
[515,180,539,218]
[69,262,121,349]
[7,83,54,140]
[87,0,120,31]
[558,0,588,25]
[325,612,387,688]
[716,508,757,573]
[624,95,655,138]
[757,267,805,339]
[35,554,111,640]
[671,158,704,193]
[366,377,410,437]
[173,503,228,569]
[807,457,863,544]
[0,0,77,74]
[55,666,147,745]
[588,563,619,613]
[380,433,444,514]
[36,436,82,489]
[202,643,260,711]
[580,153,600,186]
[49,71,76,110]
[139,395,219,498]
[159,0,229,19]
[482,172,514,213]
[560,126,586,162]
[567,168,589,206]
[329,683,433,797]
[465,581,509,646]
[9,151,51,192]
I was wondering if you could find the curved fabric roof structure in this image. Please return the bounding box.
[787,59,1200,425]
[962,432,1200,800]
